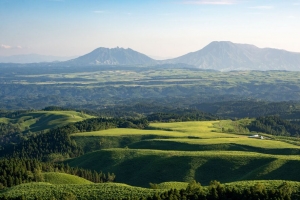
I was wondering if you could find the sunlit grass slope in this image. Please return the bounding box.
[65,148,300,187]
[129,138,300,155]
[43,172,93,184]
[72,121,239,138]
[0,110,94,133]
[71,120,300,155]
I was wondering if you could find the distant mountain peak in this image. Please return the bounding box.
[66,47,156,65]
[164,41,300,71]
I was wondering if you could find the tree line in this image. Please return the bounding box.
[247,116,300,137]
[0,158,115,189]
[148,180,300,200]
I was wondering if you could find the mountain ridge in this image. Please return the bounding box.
[163,41,300,71]
[2,41,300,71]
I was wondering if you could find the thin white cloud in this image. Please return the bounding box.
[181,0,237,5]
[249,6,274,10]
[1,44,23,49]
[1,44,11,49]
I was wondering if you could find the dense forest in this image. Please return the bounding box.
[247,116,300,137]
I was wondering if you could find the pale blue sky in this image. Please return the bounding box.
[0,0,300,57]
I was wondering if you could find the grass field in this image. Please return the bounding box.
[0,110,94,133]
[43,172,93,185]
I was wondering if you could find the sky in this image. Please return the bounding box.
[0,0,300,58]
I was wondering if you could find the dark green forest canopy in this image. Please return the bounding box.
[248,116,300,137]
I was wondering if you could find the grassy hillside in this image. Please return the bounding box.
[0,110,94,133]
[71,121,241,152]
[66,121,300,187]
[65,148,300,187]
[71,120,300,154]
[43,172,93,185]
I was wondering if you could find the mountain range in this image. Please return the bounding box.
[2,41,300,71]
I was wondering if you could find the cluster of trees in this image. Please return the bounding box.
[149,180,300,200]
[0,158,115,189]
[247,116,300,137]
[147,111,218,122]
[0,123,22,148]
[193,100,300,119]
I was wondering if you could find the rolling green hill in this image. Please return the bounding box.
[0,110,94,133]
[66,121,300,187]
[65,148,300,187]
[43,172,93,185]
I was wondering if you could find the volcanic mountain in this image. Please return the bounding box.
[164,41,300,71]
[65,47,156,65]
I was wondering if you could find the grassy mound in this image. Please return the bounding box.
[43,172,93,184]
[65,148,300,187]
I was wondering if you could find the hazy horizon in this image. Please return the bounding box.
[1,0,300,57]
